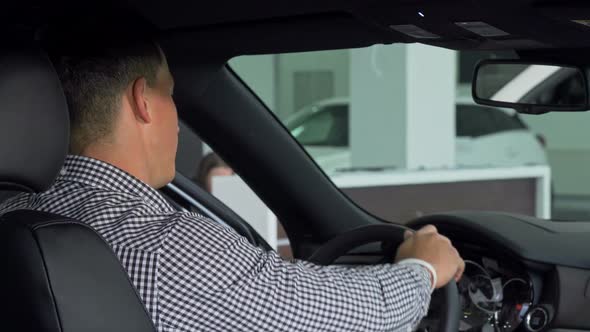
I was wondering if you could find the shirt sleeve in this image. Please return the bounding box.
[157,213,432,332]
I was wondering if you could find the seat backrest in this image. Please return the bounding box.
[0,210,156,332]
[0,47,156,331]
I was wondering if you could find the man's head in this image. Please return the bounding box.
[52,35,178,188]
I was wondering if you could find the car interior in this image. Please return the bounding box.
[2,1,590,331]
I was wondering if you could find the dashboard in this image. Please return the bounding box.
[409,211,590,332]
[418,241,536,332]
[459,248,533,331]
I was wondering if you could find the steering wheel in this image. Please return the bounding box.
[308,223,460,332]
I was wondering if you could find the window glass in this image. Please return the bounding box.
[290,108,335,145]
[175,123,293,258]
[230,45,590,222]
[286,105,349,146]
[456,105,525,138]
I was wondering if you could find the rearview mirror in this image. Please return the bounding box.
[473,60,589,114]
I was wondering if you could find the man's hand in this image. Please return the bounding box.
[395,225,465,289]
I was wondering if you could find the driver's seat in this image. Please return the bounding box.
[0,47,156,331]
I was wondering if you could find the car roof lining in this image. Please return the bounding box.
[8,0,590,57]
[154,4,590,57]
[129,0,590,54]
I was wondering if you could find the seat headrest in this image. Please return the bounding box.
[0,48,69,192]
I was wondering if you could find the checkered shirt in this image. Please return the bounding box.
[0,155,432,332]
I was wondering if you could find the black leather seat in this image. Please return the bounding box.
[0,48,156,331]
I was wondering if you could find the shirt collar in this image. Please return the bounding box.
[56,154,174,212]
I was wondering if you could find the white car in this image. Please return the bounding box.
[284,97,548,173]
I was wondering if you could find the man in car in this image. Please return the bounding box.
[0,34,464,331]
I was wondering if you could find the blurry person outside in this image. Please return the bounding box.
[195,152,234,192]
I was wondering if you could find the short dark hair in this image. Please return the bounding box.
[50,34,164,154]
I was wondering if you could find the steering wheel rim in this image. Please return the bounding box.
[308,224,460,332]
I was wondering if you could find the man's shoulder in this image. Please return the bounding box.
[167,210,228,231]
[161,210,241,244]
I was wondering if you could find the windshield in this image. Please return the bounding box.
[285,104,349,146]
[230,45,590,222]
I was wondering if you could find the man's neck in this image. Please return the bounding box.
[81,143,153,187]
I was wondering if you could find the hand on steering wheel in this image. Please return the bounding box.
[308,223,461,332]
[396,225,465,289]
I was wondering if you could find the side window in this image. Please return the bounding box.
[175,121,293,259]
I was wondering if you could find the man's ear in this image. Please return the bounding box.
[130,77,152,124]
